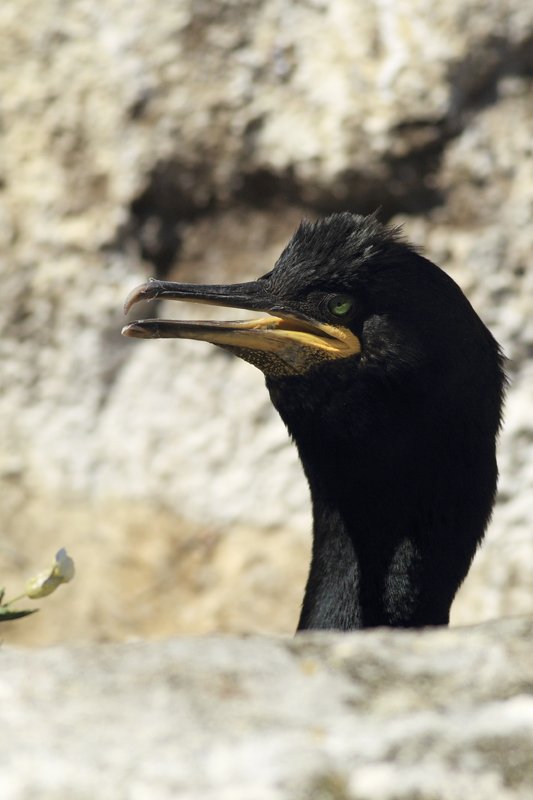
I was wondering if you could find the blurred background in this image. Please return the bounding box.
[0,0,531,645]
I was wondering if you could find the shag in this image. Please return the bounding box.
[123,213,505,631]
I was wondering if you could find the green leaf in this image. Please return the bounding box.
[0,608,39,621]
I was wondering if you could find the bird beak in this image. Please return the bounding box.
[122,278,360,376]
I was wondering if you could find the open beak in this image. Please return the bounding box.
[122,278,361,376]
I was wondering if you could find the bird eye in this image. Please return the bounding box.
[327,295,354,318]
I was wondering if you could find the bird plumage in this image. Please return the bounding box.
[123,212,505,631]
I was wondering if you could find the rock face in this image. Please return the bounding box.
[0,0,532,643]
[2,618,533,799]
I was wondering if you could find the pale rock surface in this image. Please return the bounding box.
[1,618,533,799]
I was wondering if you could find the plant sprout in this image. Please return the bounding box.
[0,548,75,622]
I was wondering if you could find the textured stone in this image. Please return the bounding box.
[1,618,533,799]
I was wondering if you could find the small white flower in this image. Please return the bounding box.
[25,548,76,599]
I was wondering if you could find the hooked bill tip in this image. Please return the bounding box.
[123,280,161,314]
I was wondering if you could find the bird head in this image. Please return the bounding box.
[123,213,503,435]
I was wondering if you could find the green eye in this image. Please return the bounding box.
[327,295,354,318]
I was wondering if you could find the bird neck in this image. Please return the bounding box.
[267,371,489,631]
[297,491,453,630]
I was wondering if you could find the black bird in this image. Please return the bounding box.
[123,213,505,631]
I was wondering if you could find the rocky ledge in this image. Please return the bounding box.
[2,617,532,799]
